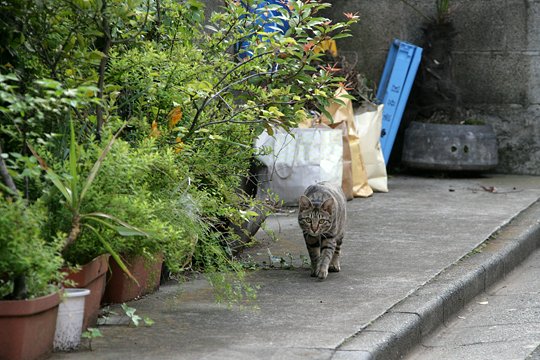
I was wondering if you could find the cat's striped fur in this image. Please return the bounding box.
[298,182,347,280]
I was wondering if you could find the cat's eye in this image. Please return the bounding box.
[305,218,312,223]
[318,219,326,224]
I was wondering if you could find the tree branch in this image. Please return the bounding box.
[0,143,19,198]
[215,50,275,90]
[95,0,112,141]
[185,70,277,139]
[194,99,297,132]
[208,15,240,52]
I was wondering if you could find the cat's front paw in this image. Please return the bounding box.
[316,268,328,280]
[328,263,340,272]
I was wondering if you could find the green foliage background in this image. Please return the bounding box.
[0,0,357,300]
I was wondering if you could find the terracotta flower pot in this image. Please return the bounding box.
[102,253,163,304]
[0,292,60,360]
[64,254,110,330]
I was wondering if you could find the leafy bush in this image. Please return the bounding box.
[1,0,359,302]
[40,134,204,272]
[0,198,64,299]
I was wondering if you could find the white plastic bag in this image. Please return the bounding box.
[255,127,343,205]
[354,104,388,192]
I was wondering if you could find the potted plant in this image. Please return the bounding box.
[85,139,195,303]
[32,122,157,308]
[0,154,64,360]
[54,138,174,304]
[400,0,498,171]
[39,123,203,304]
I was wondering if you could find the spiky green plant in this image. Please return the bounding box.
[28,121,148,284]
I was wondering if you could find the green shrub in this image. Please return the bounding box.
[0,198,64,299]
[2,0,360,303]
[41,135,205,273]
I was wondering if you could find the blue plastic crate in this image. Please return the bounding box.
[376,39,423,164]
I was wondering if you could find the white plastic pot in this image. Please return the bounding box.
[54,288,91,351]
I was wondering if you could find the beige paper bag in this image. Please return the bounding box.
[321,87,373,198]
[354,104,388,192]
[327,122,354,201]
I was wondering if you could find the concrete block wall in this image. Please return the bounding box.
[323,0,540,175]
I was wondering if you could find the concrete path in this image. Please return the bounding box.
[52,175,540,360]
[406,248,540,360]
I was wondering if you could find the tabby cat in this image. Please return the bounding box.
[298,182,347,280]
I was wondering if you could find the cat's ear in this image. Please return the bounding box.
[321,198,335,213]
[299,195,312,210]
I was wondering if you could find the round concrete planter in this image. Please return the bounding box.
[0,292,60,360]
[64,253,110,330]
[402,121,499,171]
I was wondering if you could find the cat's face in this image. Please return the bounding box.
[298,196,334,236]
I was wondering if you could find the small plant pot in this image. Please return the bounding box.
[0,292,60,360]
[64,253,110,330]
[102,253,163,304]
[54,288,91,351]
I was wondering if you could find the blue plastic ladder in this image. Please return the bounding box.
[376,39,423,164]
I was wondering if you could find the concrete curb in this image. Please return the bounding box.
[334,199,540,360]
